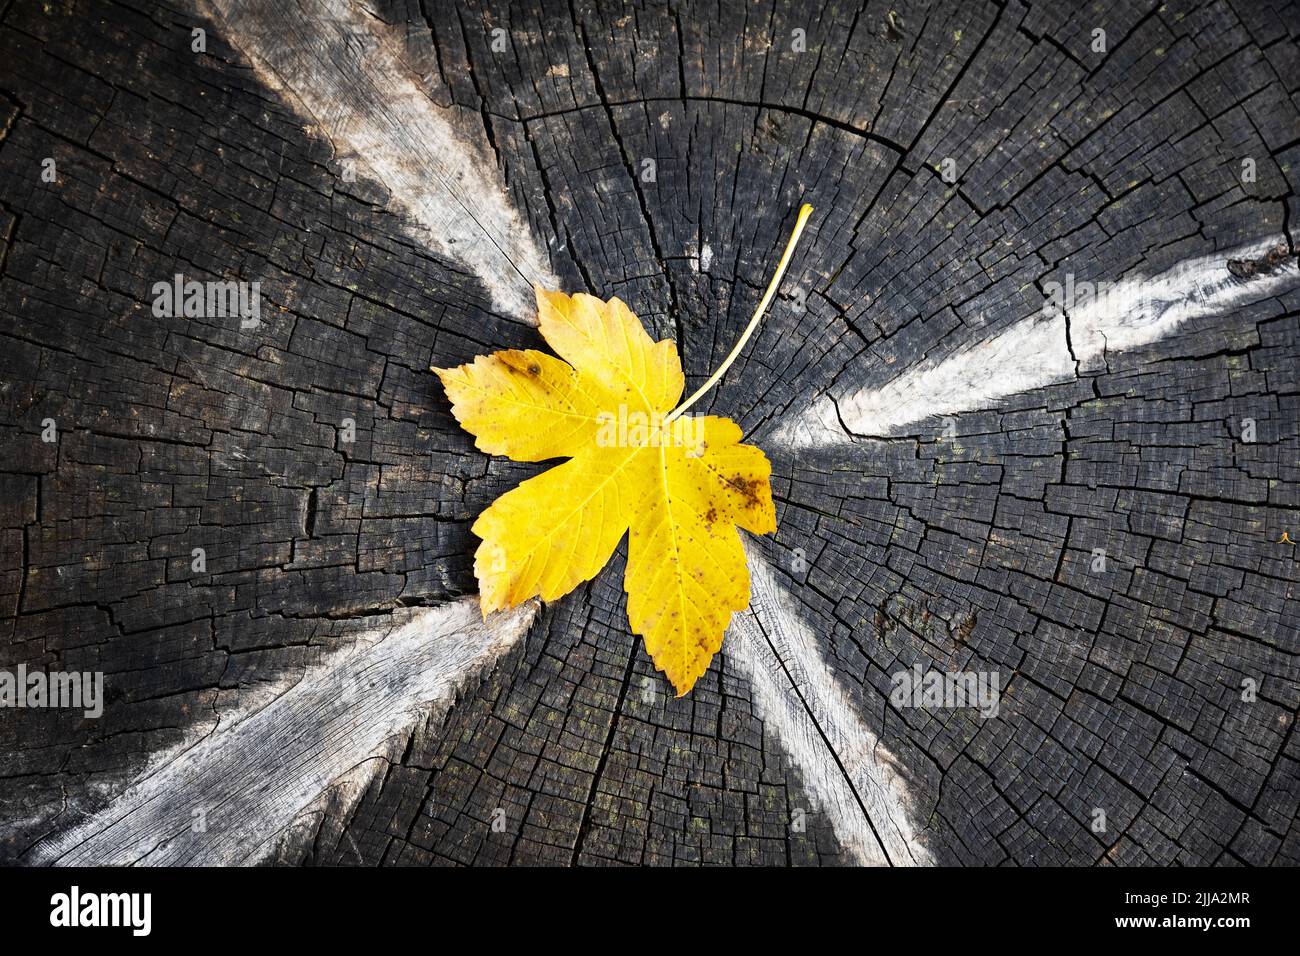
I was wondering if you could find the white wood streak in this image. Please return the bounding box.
[31,599,537,866]
[203,0,558,321]
[727,544,932,865]
[777,238,1300,446]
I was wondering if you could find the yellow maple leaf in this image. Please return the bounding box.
[435,205,812,695]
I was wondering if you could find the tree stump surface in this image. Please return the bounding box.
[1,0,1298,866]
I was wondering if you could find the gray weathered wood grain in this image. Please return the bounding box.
[30,599,537,865]
[203,0,558,321]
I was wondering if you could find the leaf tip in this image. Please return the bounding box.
[532,283,560,310]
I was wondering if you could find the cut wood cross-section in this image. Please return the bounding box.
[1,0,1298,867]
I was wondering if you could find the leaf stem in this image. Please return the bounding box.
[664,203,814,422]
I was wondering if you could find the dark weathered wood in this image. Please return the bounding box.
[2,0,1298,866]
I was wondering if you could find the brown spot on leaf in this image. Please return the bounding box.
[729,475,763,508]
